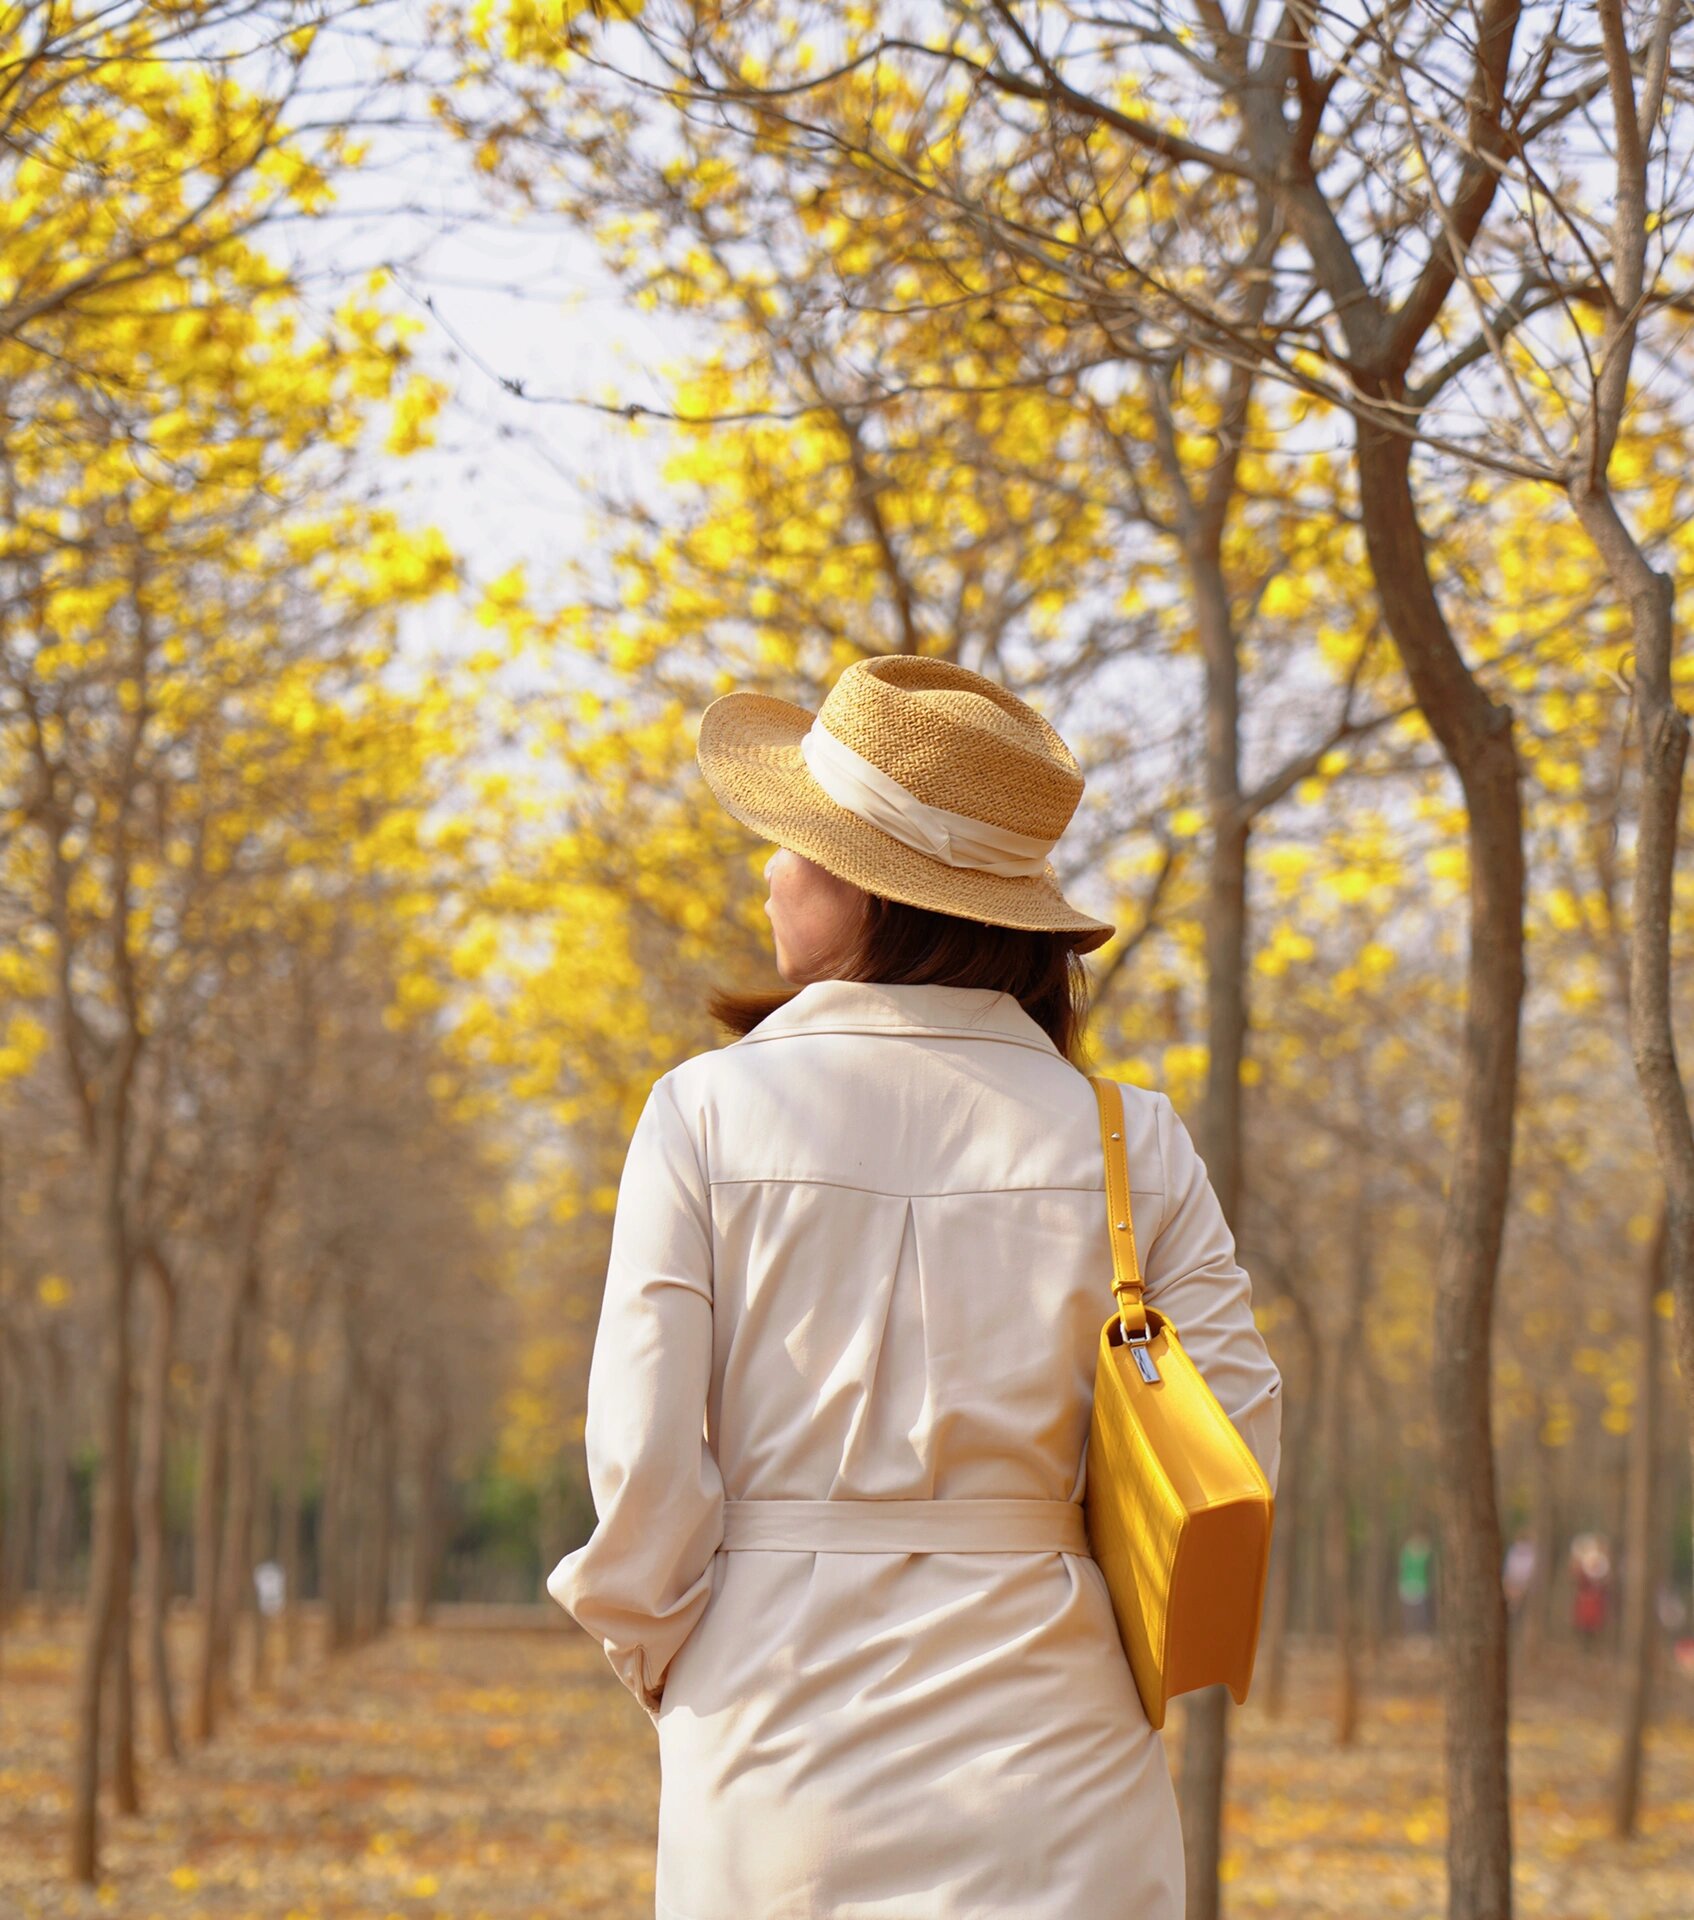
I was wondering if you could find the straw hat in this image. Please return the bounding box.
[695,656,1115,952]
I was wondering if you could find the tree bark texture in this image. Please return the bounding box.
[1324,1199,1373,1748]
[36,1334,70,1622]
[410,1401,450,1627]
[281,1317,310,1668]
[1261,1285,1318,1723]
[190,1284,238,1744]
[137,1249,180,1763]
[1610,1205,1666,1837]
[69,1124,137,1883]
[0,1328,36,1622]
[1354,404,1523,1920]
[215,1302,260,1710]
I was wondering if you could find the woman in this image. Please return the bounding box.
[548,655,1283,1920]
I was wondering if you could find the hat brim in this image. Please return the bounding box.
[696,689,1116,954]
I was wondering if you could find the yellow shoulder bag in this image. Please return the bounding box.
[1082,1075,1275,1729]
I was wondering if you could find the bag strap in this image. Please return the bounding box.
[1089,1075,1148,1342]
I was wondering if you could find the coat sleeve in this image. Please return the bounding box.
[1141,1091,1283,1493]
[546,1068,724,1721]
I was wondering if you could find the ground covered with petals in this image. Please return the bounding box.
[2,1610,1691,1918]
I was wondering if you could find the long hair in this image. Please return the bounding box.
[707,890,1097,1067]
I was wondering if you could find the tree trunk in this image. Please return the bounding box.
[0,1151,11,1643]
[0,1330,12,1675]
[320,1383,345,1653]
[410,1401,449,1627]
[1560,12,1694,1656]
[1607,1434,1630,1663]
[110,1296,141,1809]
[109,1476,139,1813]
[1355,399,1523,1920]
[353,1399,376,1645]
[192,1126,282,1736]
[281,1311,310,1669]
[37,1333,70,1623]
[370,1386,397,1638]
[248,1375,273,1696]
[352,1396,370,1650]
[1158,340,1259,1920]
[69,1126,136,1883]
[352,1385,383,1646]
[1260,1450,1299,1722]
[0,1150,7,1638]
[1362,1365,1393,1662]
[1327,1187,1375,1745]
[1611,1204,1666,1836]
[322,1341,361,1654]
[0,1332,7,1647]
[71,1434,119,1882]
[1261,1286,1318,1721]
[1,1328,30,1624]
[137,1249,180,1763]
[216,1300,260,1714]
[190,1282,239,1743]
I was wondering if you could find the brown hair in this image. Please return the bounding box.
[707,892,1096,1066]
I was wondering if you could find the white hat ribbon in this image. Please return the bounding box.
[799,721,1057,878]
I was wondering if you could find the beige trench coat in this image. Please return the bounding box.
[548,979,1282,1920]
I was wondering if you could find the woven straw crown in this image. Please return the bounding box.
[695,656,1115,951]
[821,659,1084,836]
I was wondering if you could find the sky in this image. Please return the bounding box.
[291,14,704,660]
[380,210,697,649]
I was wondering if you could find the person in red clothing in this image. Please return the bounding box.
[1569,1534,1612,1647]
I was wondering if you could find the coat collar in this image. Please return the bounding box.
[733,979,1063,1059]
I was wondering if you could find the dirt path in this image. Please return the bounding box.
[2,1611,1691,1917]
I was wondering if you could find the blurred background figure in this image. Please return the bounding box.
[1502,1534,1538,1641]
[254,1560,286,1621]
[1569,1535,1613,1651]
[1399,1531,1435,1639]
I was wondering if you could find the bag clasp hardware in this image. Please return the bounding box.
[1120,1313,1161,1382]
[1113,1305,1152,1382]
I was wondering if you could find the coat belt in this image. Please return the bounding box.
[719,1497,1088,1555]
